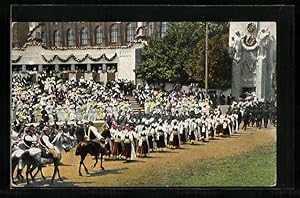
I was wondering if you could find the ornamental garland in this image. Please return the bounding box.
[41,53,117,63]
[241,35,258,51]
[12,55,22,63]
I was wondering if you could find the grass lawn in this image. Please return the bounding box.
[165,142,276,187]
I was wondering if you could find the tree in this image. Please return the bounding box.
[136,22,230,86]
[135,38,172,83]
[184,33,232,89]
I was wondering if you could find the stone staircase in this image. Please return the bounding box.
[126,95,144,114]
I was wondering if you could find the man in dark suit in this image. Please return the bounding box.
[263,107,270,128]
[75,122,85,143]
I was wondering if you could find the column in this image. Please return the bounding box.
[114,71,118,80]
[71,64,75,72]
[102,64,107,72]
[22,64,26,72]
[100,72,107,85]
[38,64,43,72]
[231,61,242,99]
[256,56,265,101]
[55,64,59,72]
[69,64,76,81]
[87,63,91,72]
[85,64,93,80]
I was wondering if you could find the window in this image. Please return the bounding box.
[53,30,61,47]
[41,32,46,43]
[35,32,41,39]
[110,24,118,43]
[67,29,75,46]
[161,22,168,37]
[80,27,89,45]
[95,26,103,44]
[126,23,134,42]
[143,22,149,35]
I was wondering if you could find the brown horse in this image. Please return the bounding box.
[75,139,108,176]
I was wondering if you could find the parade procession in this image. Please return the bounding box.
[11,70,276,186]
[11,21,277,187]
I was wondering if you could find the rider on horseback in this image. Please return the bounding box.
[85,121,104,143]
[39,126,58,159]
[18,127,37,150]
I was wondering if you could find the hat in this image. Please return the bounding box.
[77,121,83,125]
[24,135,34,142]
[42,126,49,132]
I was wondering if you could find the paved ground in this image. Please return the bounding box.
[13,126,276,187]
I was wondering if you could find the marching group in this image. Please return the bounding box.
[11,71,276,168]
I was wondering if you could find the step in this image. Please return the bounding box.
[131,106,143,109]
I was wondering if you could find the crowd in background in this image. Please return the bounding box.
[11,70,276,161]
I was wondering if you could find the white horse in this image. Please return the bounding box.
[12,131,75,185]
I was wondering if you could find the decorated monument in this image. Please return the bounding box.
[229,22,276,101]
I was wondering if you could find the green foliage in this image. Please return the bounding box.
[184,33,233,89]
[136,22,231,87]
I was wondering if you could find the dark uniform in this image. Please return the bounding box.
[255,108,263,129]
[263,108,270,128]
[237,109,242,129]
[242,110,250,130]
[75,125,85,143]
[250,108,256,127]
[271,106,277,126]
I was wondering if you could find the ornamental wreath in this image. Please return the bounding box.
[241,35,258,51]
[41,53,117,63]
[243,35,257,47]
[247,22,256,33]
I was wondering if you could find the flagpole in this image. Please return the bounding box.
[205,22,208,94]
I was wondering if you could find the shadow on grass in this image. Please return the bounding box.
[151,150,178,154]
[59,163,77,166]
[209,137,224,141]
[123,159,145,163]
[90,167,128,176]
[103,158,125,161]
[136,155,160,159]
[177,147,190,150]
[188,142,209,145]
[16,176,92,187]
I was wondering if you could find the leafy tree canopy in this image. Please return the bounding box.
[136,22,231,88]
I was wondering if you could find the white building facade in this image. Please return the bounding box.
[11,42,143,84]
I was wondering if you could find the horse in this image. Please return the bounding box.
[13,131,75,185]
[75,138,108,176]
[11,145,26,184]
[11,131,36,185]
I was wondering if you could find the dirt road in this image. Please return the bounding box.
[14,126,276,187]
